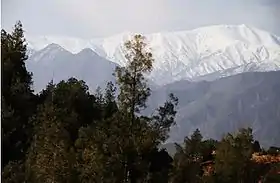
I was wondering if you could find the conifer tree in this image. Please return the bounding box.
[115,35,178,183]
[171,129,204,183]
[39,78,101,142]
[146,148,173,183]
[103,81,118,118]
[252,140,261,153]
[115,34,153,117]
[76,118,126,183]
[114,35,153,182]
[214,128,254,183]
[1,160,26,183]
[76,35,178,183]
[26,103,76,183]
[1,21,36,167]
[184,129,204,160]
[26,78,102,182]
[95,86,104,106]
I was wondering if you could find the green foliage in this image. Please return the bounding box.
[267,147,280,155]
[74,34,178,183]
[103,81,118,118]
[201,139,218,162]
[152,93,178,142]
[1,21,32,93]
[170,128,275,183]
[1,21,37,167]
[145,148,173,183]
[214,128,255,183]
[26,103,76,183]
[114,35,178,182]
[2,22,280,183]
[115,34,153,115]
[171,129,204,183]
[1,161,26,183]
[38,78,102,142]
[75,116,127,183]
[253,140,261,153]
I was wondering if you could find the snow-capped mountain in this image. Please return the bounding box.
[24,25,280,147]
[26,24,280,85]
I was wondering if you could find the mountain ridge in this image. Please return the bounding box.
[26,24,280,85]
[149,70,280,148]
[26,24,280,52]
[26,44,118,92]
[23,25,280,148]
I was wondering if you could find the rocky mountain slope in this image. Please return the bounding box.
[149,71,280,148]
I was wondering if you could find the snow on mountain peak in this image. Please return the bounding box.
[26,24,280,85]
[26,34,90,54]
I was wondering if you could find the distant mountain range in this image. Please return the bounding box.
[25,24,280,147]
[150,71,280,148]
[26,24,280,89]
[27,44,118,92]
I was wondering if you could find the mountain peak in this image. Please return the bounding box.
[26,24,280,85]
[26,24,278,53]
[45,43,66,51]
[76,48,96,56]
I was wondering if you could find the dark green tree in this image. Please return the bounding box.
[1,160,26,183]
[201,139,217,162]
[145,148,173,183]
[103,81,118,118]
[94,86,104,106]
[267,147,280,155]
[115,35,178,183]
[214,128,255,183]
[1,21,37,167]
[76,35,178,183]
[38,78,102,143]
[115,35,153,117]
[171,129,204,183]
[75,115,126,183]
[252,140,261,153]
[26,103,76,183]
[25,77,105,182]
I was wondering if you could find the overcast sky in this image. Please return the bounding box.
[2,0,280,38]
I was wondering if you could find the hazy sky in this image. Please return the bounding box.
[2,0,280,38]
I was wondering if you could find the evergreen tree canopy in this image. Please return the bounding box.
[26,103,76,183]
[76,34,178,183]
[1,21,36,167]
[171,129,205,183]
[214,128,254,183]
[37,78,102,142]
[115,34,153,115]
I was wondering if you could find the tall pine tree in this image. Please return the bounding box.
[1,21,36,167]
[76,34,178,183]
[115,35,178,183]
